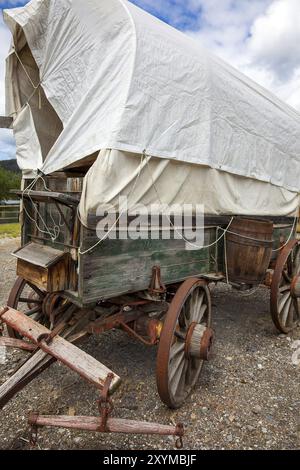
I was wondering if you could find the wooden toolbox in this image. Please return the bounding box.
[12,242,69,292]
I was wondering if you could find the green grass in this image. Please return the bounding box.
[0,223,21,239]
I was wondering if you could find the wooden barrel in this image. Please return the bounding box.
[225,218,273,284]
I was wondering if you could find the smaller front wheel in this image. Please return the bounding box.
[156,278,213,409]
[7,277,46,339]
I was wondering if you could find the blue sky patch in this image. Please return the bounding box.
[0,1,202,31]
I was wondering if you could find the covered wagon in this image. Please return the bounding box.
[0,0,299,445]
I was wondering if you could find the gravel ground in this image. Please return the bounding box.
[0,238,299,450]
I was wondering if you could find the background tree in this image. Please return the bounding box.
[0,165,21,201]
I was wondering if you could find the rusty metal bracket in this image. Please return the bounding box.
[175,423,184,449]
[97,373,114,432]
[118,320,158,346]
[149,266,166,295]
[28,412,39,447]
[37,305,77,346]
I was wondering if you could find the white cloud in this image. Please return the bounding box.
[248,0,300,80]
[245,0,300,110]
[187,1,272,64]
[187,0,300,111]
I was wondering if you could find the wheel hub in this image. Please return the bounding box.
[185,322,214,360]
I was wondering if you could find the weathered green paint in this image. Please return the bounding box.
[79,227,218,303]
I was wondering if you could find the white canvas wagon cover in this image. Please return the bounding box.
[3,0,300,217]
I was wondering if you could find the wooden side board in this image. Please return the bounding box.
[78,220,296,305]
[79,226,219,304]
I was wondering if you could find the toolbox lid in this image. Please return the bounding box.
[12,243,65,268]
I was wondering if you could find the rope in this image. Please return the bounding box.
[7,48,43,118]
[224,231,229,284]
[271,216,298,252]
[21,174,64,242]
[144,153,234,250]
[78,152,148,255]
[13,48,39,90]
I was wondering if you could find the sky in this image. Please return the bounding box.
[1,0,300,160]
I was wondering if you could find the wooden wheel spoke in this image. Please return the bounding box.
[169,350,185,384]
[179,303,189,329]
[198,304,207,324]
[291,298,300,321]
[286,299,296,327]
[170,341,185,361]
[190,291,204,323]
[280,297,292,326]
[27,283,44,298]
[294,299,300,319]
[171,360,188,397]
[279,285,290,293]
[283,271,292,283]
[19,297,43,304]
[24,306,42,316]
[278,291,290,313]
[186,357,200,385]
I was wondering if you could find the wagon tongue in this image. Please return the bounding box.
[0,307,184,448]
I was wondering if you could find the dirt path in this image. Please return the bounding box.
[0,238,299,450]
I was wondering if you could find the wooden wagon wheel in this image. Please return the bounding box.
[6,277,46,339]
[156,278,213,409]
[270,240,300,334]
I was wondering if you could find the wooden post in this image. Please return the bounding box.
[0,116,13,129]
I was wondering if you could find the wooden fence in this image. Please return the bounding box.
[0,204,20,224]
